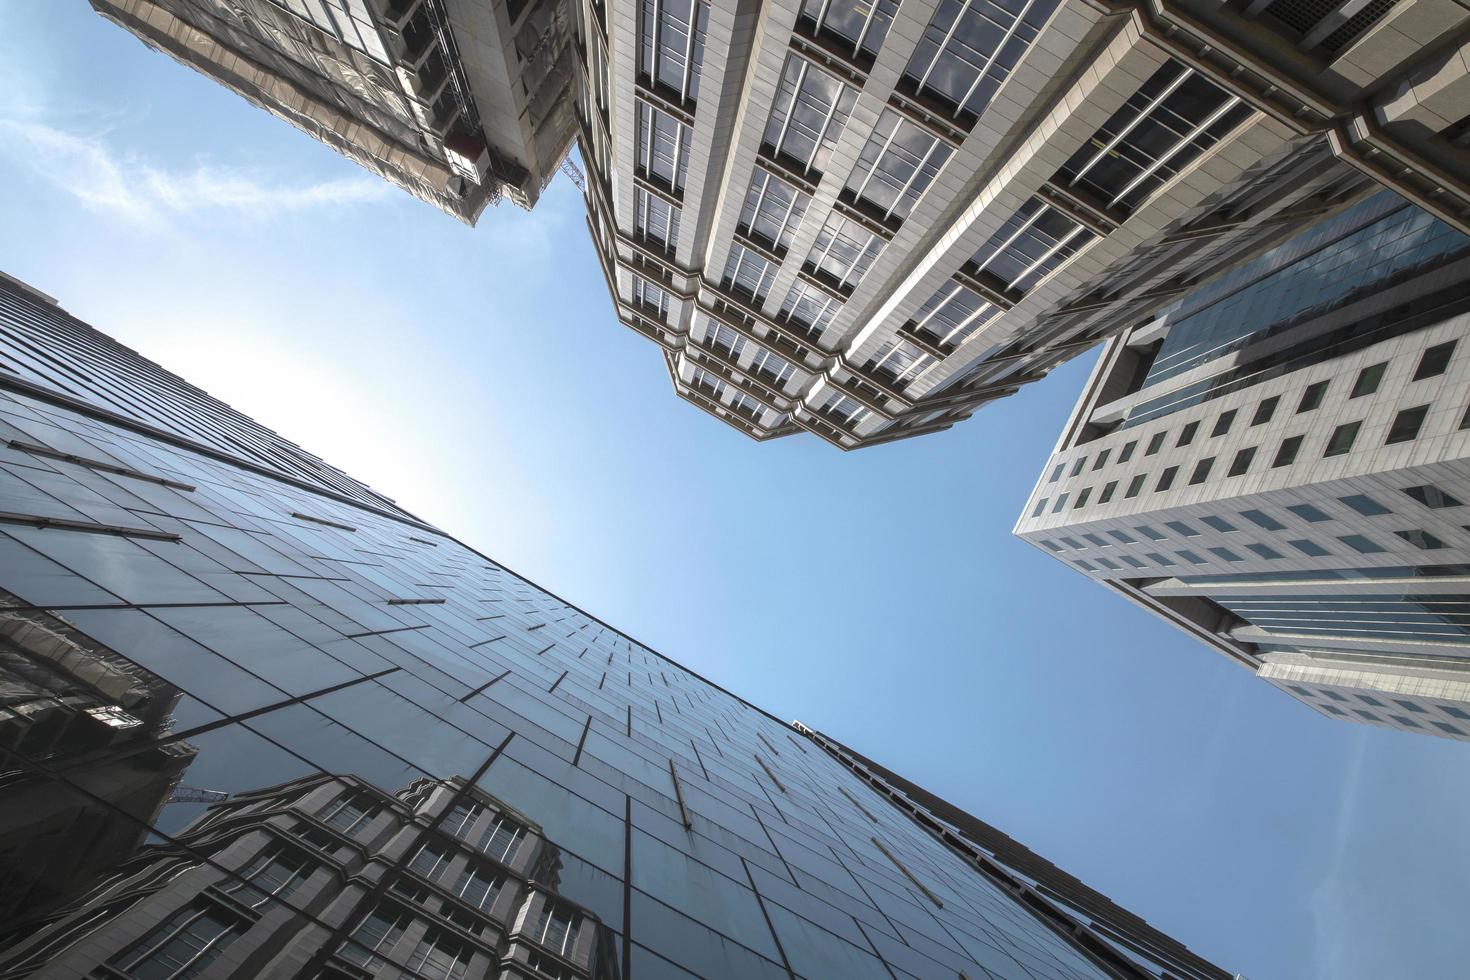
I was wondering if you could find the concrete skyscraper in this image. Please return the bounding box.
[93,0,1470,447]
[1015,191,1470,741]
[0,272,1231,976]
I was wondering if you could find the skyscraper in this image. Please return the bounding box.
[1015,190,1470,741]
[92,0,1470,446]
[0,271,1229,977]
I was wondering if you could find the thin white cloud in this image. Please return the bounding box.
[0,119,391,223]
[1308,729,1369,979]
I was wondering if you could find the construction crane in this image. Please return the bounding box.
[560,155,586,191]
[168,786,230,804]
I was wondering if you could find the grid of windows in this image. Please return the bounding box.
[797,0,898,58]
[907,281,1001,349]
[105,903,241,980]
[779,278,842,337]
[762,56,855,175]
[904,0,1060,119]
[738,170,809,253]
[639,0,708,103]
[635,101,692,192]
[804,213,885,292]
[969,198,1094,294]
[722,244,778,302]
[844,110,953,223]
[630,276,672,320]
[633,188,681,250]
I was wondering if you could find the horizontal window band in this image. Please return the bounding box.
[0,510,180,541]
[8,439,196,490]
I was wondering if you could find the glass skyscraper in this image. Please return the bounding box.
[0,271,1226,979]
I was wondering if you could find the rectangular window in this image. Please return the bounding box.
[409,841,453,883]
[1227,447,1255,477]
[1189,457,1214,484]
[1177,549,1206,564]
[407,927,471,980]
[1395,529,1447,550]
[1073,487,1092,508]
[454,863,505,910]
[1048,463,1064,483]
[1145,431,1167,455]
[633,188,682,251]
[1240,509,1285,531]
[903,0,1059,119]
[763,56,855,174]
[1125,474,1146,497]
[1092,449,1111,470]
[867,338,933,386]
[1297,380,1328,413]
[1324,421,1362,457]
[1108,529,1135,543]
[1145,552,1175,565]
[1054,60,1249,215]
[1165,520,1199,537]
[637,101,691,191]
[1350,362,1387,398]
[1251,396,1279,426]
[749,347,797,388]
[342,906,411,969]
[1211,410,1236,437]
[845,109,953,222]
[477,813,526,863]
[1413,340,1456,381]
[1155,466,1178,492]
[1118,440,1137,463]
[1136,525,1164,540]
[805,213,885,291]
[969,197,1093,293]
[1083,533,1107,547]
[1385,404,1430,445]
[1051,493,1069,513]
[1402,485,1463,509]
[631,276,672,320]
[907,281,1000,349]
[1176,421,1199,446]
[640,0,709,103]
[1201,515,1235,532]
[1069,456,1088,477]
[1031,497,1049,517]
[534,903,582,957]
[739,170,809,253]
[1273,434,1304,467]
[704,321,747,361]
[1338,534,1386,554]
[722,245,778,302]
[107,904,241,980]
[1098,481,1117,504]
[779,279,842,337]
[1245,543,1282,560]
[1339,493,1390,515]
[798,0,897,59]
[1208,546,1243,562]
[1287,503,1332,522]
[321,792,377,835]
[1288,538,1330,556]
[221,845,313,909]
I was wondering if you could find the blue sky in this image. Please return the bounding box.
[3,4,1467,977]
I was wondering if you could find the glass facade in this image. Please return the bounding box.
[0,277,1225,979]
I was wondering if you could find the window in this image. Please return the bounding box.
[908,281,1000,348]
[1041,539,1062,551]
[1245,543,1283,560]
[1251,396,1279,426]
[797,0,897,59]
[1433,722,1463,736]
[407,927,471,980]
[1385,405,1429,444]
[819,390,870,427]
[1105,530,1133,544]
[1136,525,1164,540]
[845,109,953,222]
[1031,498,1049,517]
[903,0,1059,118]
[321,792,377,835]
[106,903,241,980]
[1287,503,1331,522]
[1069,456,1088,477]
[341,906,410,969]
[1350,362,1387,398]
[1059,537,1082,549]
[1297,380,1329,413]
[1098,481,1118,503]
[1240,509,1285,531]
[749,347,797,388]
[1145,432,1166,456]
[1201,516,1236,533]
[1189,456,1215,485]
[1273,434,1304,467]
[410,841,453,882]
[1165,522,1200,540]
[1176,421,1199,446]
[1339,494,1390,516]
[1288,538,1330,557]
[1176,549,1206,564]
[1054,60,1248,215]
[1121,555,1146,568]
[634,188,681,250]
[1413,340,1456,381]
[532,902,581,957]
[1048,463,1065,483]
[722,244,778,302]
[1208,547,1244,562]
[1402,485,1463,509]
[763,56,855,174]
[1073,559,1094,570]
[1211,410,1236,437]
[1095,557,1120,569]
[779,279,842,337]
[969,197,1093,293]
[1092,449,1111,470]
[1118,440,1137,463]
[640,0,708,103]
[1073,487,1092,508]
[1051,494,1069,513]
[1155,466,1179,492]
[1227,447,1256,477]
[1392,715,1422,728]
[637,101,691,191]
[1125,474,1147,497]
[1321,704,1346,716]
[738,170,808,252]
[704,321,746,361]
[1145,552,1175,566]
[631,276,672,320]
[1443,706,1470,720]
[805,213,885,291]
[454,863,505,911]
[1323,421,1361,456]
[477,813,526,863]
[1395,700,1426,714]
[1338,534,1386,554]
[220,845,313,908]
[1395,529,1447,550]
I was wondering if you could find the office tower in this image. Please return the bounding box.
[0,272,1229,977]
[94,0,1470,448]
[1014,190,1470,741]
[91,0,579,219]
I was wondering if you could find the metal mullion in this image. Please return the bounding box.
[772,61,809,160]
[1068,66,1194,188]
[649,0,663,88]
[167,920,236,980]
[977,204,1046,273]
[680,0,699,101]
[1008,222,1086,290]
[885,135,940,220]
[671,115,686,188]
[954,0,1042,116]
[812,0,836,33]
[1106,96,1242,210]
[851,0,881,55]
[775,183,803,245]
[851,116,903,201]
[917,0,978,92]
[940,295,995,346]
[746,171,772,233]
[913,282,960,335]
